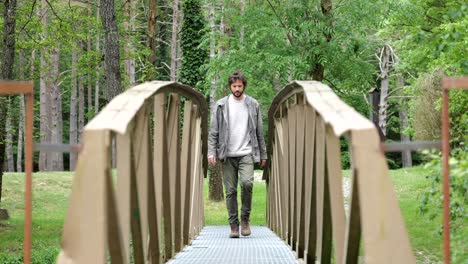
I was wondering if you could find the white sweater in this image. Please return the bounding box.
[227,95,252,157]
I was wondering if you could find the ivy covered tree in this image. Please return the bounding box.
[179,0,208,92]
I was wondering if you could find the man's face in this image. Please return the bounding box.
[230,80,245,98]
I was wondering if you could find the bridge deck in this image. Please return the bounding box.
[168,226,299,264]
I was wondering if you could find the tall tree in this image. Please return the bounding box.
[170,0,179,81]
[94,0,101,113]
[16,49,25,172]
[70,45,78,170]
[147,0,158,67]
[39,0,52,171]
[1,0,18,218]
[207,1,223,202]
[101,0,123,101]
[50,46,64,171]
[124,0,136,85]
[179,0,208,89]
[5,98,14,172]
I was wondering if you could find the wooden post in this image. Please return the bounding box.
[0,81,34,264]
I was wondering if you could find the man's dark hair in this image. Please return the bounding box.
[228,71,247,88]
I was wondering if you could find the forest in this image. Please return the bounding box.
[0,0,467,262]
[0,0,466,171]
[1,0,466,173]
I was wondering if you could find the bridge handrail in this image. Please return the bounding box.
[58,81,208,263]
[264,81,415,263]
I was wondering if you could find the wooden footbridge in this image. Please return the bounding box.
[55,81,415,263]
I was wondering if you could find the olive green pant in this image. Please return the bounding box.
[222,154,254,225]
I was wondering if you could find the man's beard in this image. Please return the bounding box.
[232,91,244,98]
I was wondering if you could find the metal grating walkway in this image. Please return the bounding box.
[168,226,300,264]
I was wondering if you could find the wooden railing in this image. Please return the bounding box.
[58,81,208,263]
[263,81,415,263]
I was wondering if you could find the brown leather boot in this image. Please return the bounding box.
[229,224,240,238]
[241,217,251,236]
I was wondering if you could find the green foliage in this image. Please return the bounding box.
[448,90,468,147]
[179,0,209,92]
[383,0,468,75]
[418,150,468,263]
[410,70,443,141]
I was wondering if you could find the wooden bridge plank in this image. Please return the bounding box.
[143,110,162,264]
[352,129,415,263]
[315,115,333,263]
[273,118,284,237]
[116,133,132,263]
[281,107,290,241]
[325,126,346,264]
[288,103,297,249]
[133,107,153,262]
[154,93,168,261]
[189,108,203,238]
[303,105,317,264]
[295,97,306,259]
[80,131,109,263]
[178,101,193,251]
[166,94,181,258]
[343,165,361,264]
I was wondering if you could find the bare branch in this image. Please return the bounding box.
[45,0,64,22]
[265,0,294,45]
[18,0,37,35]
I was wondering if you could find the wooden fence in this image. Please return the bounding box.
[57,81,208,263]
[263,81,415,263]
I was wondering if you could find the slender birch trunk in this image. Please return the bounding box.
[208,2,224,201]
[148,0,158,65]
[95,0,101,113]
[379,43,391,138]
[70,48,78,170]
[50,47,63,171]
[39,0,52,171]
[399,100,412,167]
[5,99,14,172]
[170,0,179,81]
[87,4,93,117]
[78,41,85,142]
[124,0,136,85]
[16,49,25,172]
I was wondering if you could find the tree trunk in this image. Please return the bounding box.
[101,0,123,101]
[95,0,101,114]
[1,0,18,210]
[39,0,52,171]
[16,49,25,172]
[148,0,158,65]
[311,0,333,81]
[50,47,63,171]
[124,0,136,85]
[5,99,14,172]
[378,44,391,138]
[0,100,7,208]
[17,95,25,172]
[70,48,78,170]
[87,2,93,117]
[400,100,412,167]
[170,0,179,81]
[78,41,85,143]
[207,2,224,201]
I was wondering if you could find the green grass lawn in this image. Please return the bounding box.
[0,167,460,263]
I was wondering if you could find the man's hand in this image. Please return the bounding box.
[259,159,266,168]
[208,155,217,167]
